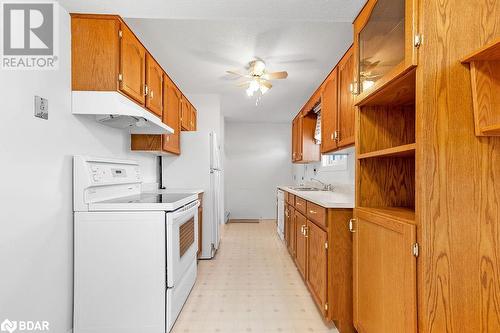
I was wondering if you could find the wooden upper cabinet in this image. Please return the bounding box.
[353,209,417,333]
[295,211,308,279]
[71,15,120,91]
[307,220,328,316]
[292,117,298,161]
[180,97,190,131]
[353,0,418,100]
[321,69,338,153]
[162,75,181,155]
[337,46,355,148]
[145,53,163,117]
[190,105,197,131]
[119,23,146,104]
[292,113,320,163]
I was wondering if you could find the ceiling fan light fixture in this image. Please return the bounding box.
[246,87,254,97]
[249,79,260,92]
[260,85,269,94]
[252,60,266,76]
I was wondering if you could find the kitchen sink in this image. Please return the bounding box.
[290,187,325,191]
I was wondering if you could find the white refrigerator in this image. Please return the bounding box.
[209,132,223,257]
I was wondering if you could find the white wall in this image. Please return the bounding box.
[292,146,355,186]
[225,122,293,219]
[160,94,224,258]
[0,8,158,332]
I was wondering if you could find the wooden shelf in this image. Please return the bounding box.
[461,37,500,137]
[461,37,500,62]
[481,124,500,136]
[358,143,415,159]
[356,206,416,225]
[355,65,416,107]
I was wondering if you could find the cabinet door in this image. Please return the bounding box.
[119,23,146,104]
[353,210,417,333]
[337,46,355,148]
[295,211,307,279]
[190,106,197,131]
[180,98,190,130]
[295,116,304,161]
[145,53,163,117]
[284,204,290,246]
[353,0,418,97]
[321,69,338,153]
[307,220,328,316]
[292,118,297,161]
[290,207,296,256]
[162,77,181,154]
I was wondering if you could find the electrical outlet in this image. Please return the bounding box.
[34,96,48,120]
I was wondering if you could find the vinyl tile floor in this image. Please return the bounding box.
[171,220,339,333]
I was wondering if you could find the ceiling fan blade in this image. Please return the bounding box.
[226,70,253,78]
[259,80,272,89]
[263,71,288,80]
[236,81,251,88]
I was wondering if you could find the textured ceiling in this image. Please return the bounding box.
[59,0,366,122]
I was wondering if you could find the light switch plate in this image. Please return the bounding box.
[34,96,48,120]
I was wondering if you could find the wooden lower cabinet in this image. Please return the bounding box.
[284,204,290,247]
[283,191,354,332]
[289,206,296,256]
[306,220,328,317]
[353,208,417,333]
[295,211,308,279]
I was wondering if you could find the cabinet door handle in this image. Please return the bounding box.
[304,226,309,237]
[348,218,356,233]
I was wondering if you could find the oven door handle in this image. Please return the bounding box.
[171,200,200,220]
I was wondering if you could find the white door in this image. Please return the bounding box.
[166,200,200,288]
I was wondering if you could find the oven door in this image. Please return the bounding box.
[166,200,200,288]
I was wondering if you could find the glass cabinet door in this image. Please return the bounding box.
[357,0,406,93]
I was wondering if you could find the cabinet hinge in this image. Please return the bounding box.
[349,82,359,95]
[118,30,123,38]
[414,34,422,48]
[324,241,328,249]
[324,303,328,311]
[412,243,419,257]
[118,73,123,81]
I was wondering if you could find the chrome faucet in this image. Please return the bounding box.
[310,178,335,191]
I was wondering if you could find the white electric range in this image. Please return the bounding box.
[73,156,199,333]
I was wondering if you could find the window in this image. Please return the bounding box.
[321,154,348,171]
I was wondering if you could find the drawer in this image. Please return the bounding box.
[287,193,295,205]
[306,201,326,229]
[295,196,307,215]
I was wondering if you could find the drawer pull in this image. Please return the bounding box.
[309,210,317,214]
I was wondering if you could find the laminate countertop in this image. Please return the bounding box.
[278,185,354,209]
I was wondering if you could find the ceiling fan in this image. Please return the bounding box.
[226,59,288,97]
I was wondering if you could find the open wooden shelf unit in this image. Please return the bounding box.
[461,37,500,136]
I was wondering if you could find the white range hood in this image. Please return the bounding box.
[72,91,174,135]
